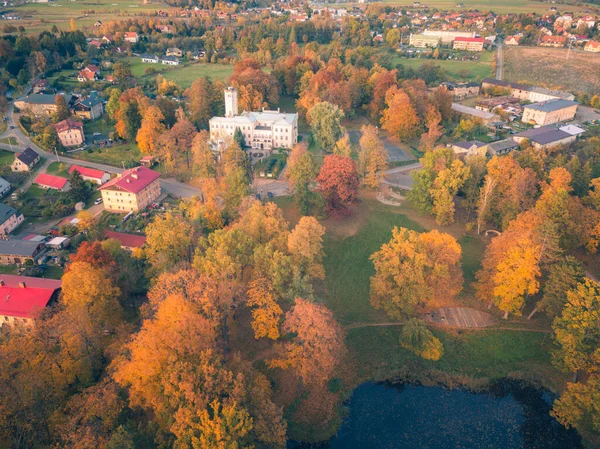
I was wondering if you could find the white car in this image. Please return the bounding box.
[94,197,103,205]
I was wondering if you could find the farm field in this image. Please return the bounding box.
[373,0,592,14]
[504,46,600,96]
[393,51,494,82]
[4,0,168,35]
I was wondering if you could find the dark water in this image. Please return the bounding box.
[290,380,583,449]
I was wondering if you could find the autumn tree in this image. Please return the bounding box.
[184,76,223,129]
[419,105,443,153]
[475,210,561,318]
[430,159,470,225]
[380,86,419,140]
[400,318,444,361]
[137,105,166,155]
[316,154,359,215]
[157,109,197,171]
[552,374,600,433]
[246,279,282,340]
[532,256,586,319]
[552,279,600,374]
[286,143,318,215]
[191,131,217,179]
[358,125,388,189]
[54,94,70,122]
[333,134,353,157]
[287,216,326,279]
[269,298,345,388]
[370,227,463,318]
[368,66,398,121]
[308,101,345,152]
[144,212,196,274]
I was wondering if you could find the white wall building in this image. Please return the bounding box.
[209,87,299,151]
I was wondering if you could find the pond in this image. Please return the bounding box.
[290,380,583,449]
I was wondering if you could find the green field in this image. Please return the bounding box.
[0,149,15,167]
[7,0,167,35]
[125,57,234,88]
[70,143,141,167]
[393,51,494,82]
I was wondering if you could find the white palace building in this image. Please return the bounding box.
[209,87,299,152]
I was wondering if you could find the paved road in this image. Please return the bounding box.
[1,104,202,199]
[495,43,503,80]
[382,162,422,190]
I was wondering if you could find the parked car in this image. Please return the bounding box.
[94,197,103,205]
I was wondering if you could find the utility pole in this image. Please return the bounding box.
[566,39,573,60]
[54,147,60,163]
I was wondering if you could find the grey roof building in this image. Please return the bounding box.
[15,148,40,167]
[0,177,10,197]
[0,240,43,264]
[524,99,578,113]
[485,139,519,156]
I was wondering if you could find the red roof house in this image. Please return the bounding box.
[105,230,147,250]
[0,275,62,324]
[77,64,100,82]
[68,165,110,185]
[98,166,160,194]
[34,173,71,191]
[98,166,161,212]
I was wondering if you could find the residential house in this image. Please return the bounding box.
[513,125,578,150]
[442,82,480,100]
[577,16,596,29]
[94,20,102,27]
[104,230,146,251]
[102,34,114,45]
[77,64,100,82]
[54,118,85,148]
[453,36,484,51]
[0,240,44,265]
[68,165,110,185]
[123,32,139,43]
[522,99,578,126]
[11,148,40,172]
[0,203,24,236]
[484,139,519,156]
[191,50,206,60]
[0,178,10,198]
[505,35,521,46]
[423,29,476,44]
[475,96,520,112]
[156,24,174,33]
[98,166,161,213]
[72,91,103,120]
[139,155,155,167]
[31,79,49,94]
[451,140,487,157]
[527,87,575,102]
[34,173,71,192]
[14,93,74,116]
[166,47,183,57]
[540,35,567,47]
[141,53,160,63]
[88,40,102,49]
[161,56,180,65]
[0,275,62,327]
[584,41,600,53]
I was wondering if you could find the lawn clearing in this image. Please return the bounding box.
[0,137,18,146]
[504,46,600,96]
[393,51,494,82]
[46,161,71,177]
[0,149,15,167]
[347,325,567,390]
[125,57,234,88]
[70,143,141,167]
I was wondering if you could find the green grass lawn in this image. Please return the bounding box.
[347,326,565,389]
[0,149,15,167]
[0,137,18,146]
[125,57,234,88]
[22,184,46,200]
[70,143,141,167]
[393,51,494,82]
[46,161,71,177]
[322,198,425,324]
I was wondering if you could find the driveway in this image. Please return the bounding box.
[348,130,414,163]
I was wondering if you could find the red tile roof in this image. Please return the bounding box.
[105,230,147,248]
[98,166,160,194]
[454,37,485,43]
[54,118,83,134]
[34,173,69,190]
[0,275,62,319]
[68,165,107,181]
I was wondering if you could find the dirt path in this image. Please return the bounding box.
[345,321,552,334]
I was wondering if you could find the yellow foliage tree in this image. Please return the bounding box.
[246,279,282,340]
[136,105,166,155]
